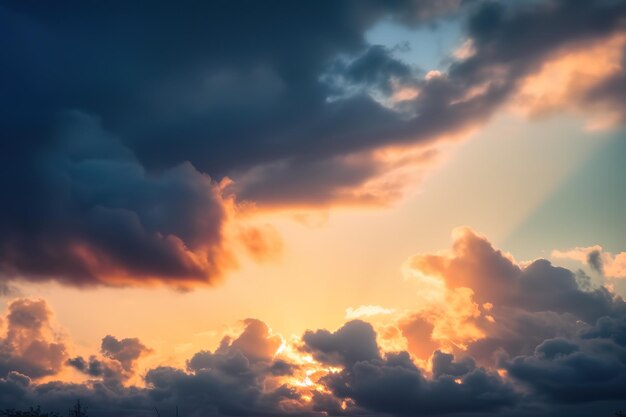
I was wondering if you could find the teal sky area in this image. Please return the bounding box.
[504,127,626,256]
[366,18,463,71]
[368,16,626,267]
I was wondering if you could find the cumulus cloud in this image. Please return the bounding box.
[100,335,152,373]
[67,334,153,388]
[2,233,626,417]
[66,355,129,388]
[505,334,626,403]
[0,299,67,379]
[187,318,283,373]
[302,320,382,367]
[306,321,516,417]
[4,317,307,417]
[1,0,626,287]
[401,228,625,365]
[315,228,626,415]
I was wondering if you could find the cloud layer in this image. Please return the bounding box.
[1,228,626,416]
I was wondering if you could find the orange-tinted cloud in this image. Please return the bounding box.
[407,227,520,306]
[0,299,67,379]
[237,225,283,263]
[510,33,626,130]
[401,227,624,369]
[0,113,281,290]
[398,316,439,359]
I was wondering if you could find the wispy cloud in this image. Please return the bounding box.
[553,245,626,278]
[345,305,396,319]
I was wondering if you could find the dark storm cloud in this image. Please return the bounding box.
[2,0,626,286]
[0,0,430,176]
[0,111,237,287]
[0,0,462,286]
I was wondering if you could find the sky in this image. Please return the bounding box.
[1,1,626,416]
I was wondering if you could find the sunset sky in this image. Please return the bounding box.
[2,1,626,416]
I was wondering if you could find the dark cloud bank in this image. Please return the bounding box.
[1,0,626,287]
[1,229,626,417]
